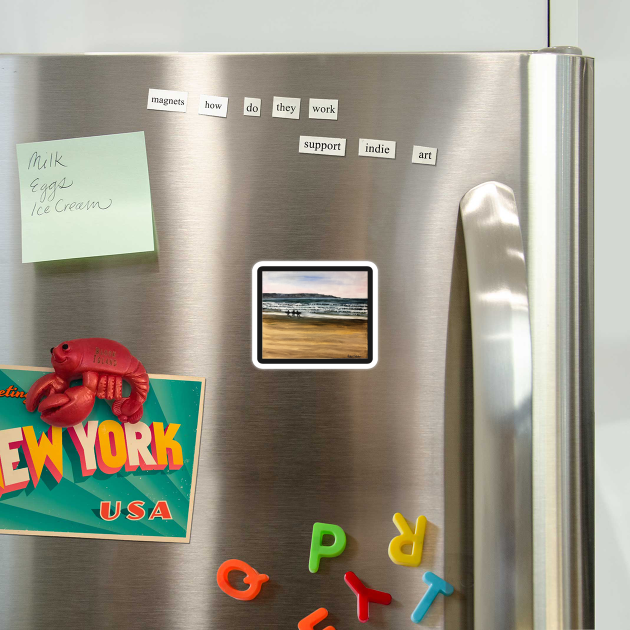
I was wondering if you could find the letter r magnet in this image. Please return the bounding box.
[388,512,427,566]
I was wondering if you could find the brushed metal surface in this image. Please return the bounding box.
[460,182,533,630]
[527,52,595,629]
[0,52,593,629]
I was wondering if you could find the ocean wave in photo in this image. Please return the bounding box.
[262,297,368,319]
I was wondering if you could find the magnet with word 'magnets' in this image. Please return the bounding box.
[298,608,335,630]
[216,559,269,601]
[388,512,427,567]
[308,522,347,573]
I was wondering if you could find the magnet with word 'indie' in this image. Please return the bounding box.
[216,559,269,601]
[344,571,392,622]
[25,338,149,428]
[388,512,427,567]
[411,571,454,623]
[309,522,347,573]
[298,608,335,630]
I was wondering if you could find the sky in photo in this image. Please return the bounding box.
[262,270,368,298]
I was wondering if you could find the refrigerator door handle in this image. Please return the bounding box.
[460,181,533,629]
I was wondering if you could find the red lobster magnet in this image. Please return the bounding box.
[26,338,149,428]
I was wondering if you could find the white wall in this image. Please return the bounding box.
[576,1,629,627]
[0,0,547,53]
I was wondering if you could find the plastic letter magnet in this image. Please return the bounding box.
[216,559,269,601]
[344,571,392,622]
[298,608,335,630]
[309,522,347,573]
[411,571,454,623]
[388,512,427,567]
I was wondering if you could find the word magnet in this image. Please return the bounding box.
[198,95,228,118]
[299,136,346,157]
[411,145,438,165]
[358,138,396,159]
[309,522,346,573]
[147,88,187,112]
[388,512,427,566]
[216,559,269,601]
[272,96,300,119]
[244,97,261,116]
[308,98,338,120]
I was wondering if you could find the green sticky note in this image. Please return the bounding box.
[16,132,155,263]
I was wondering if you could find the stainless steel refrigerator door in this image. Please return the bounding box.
[0,52,593,629]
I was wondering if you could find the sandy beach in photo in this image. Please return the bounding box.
[262,314,368,359]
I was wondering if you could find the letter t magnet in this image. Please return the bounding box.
[411,572,454,624]
[388,512,427,566]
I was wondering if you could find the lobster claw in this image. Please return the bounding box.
[112,398,144,424]
[37,386,96,428]
[25,373,67,413]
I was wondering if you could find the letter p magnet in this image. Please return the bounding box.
[309,522,347,573]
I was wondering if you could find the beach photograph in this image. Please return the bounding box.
[260,269,370,360]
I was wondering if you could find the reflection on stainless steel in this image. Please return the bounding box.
[0,52,593,629]
[527,52,595,630]
[460,182,533,630]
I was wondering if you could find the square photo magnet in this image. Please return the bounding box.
[252,261,378,369]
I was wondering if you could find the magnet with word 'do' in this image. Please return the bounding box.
[216,559,269,601]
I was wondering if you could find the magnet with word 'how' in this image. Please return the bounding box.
[216,559,269,601]
[410,572,454,623]
[298,608,335,630]
[388,512,427,567]
[308,522,347,573]
[344,571,392,622]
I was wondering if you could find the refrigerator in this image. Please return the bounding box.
[0,50,593,629]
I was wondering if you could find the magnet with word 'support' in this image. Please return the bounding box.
[216,559,269,601]
[388,512,427,567]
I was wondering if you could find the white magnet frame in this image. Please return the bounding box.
[252,260,378,370]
